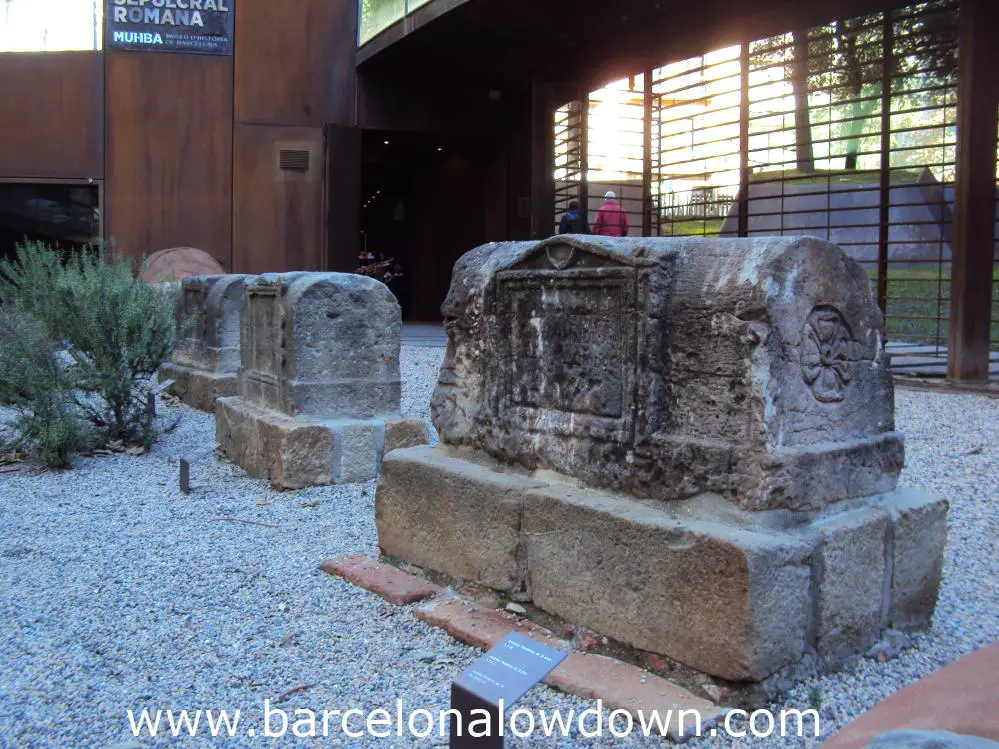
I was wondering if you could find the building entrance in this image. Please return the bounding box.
[359,130,491,321]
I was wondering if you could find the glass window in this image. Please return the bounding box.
[358,0,405,46]
[0,0,102,52]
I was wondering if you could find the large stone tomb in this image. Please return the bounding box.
[216,272,426,489]
[160,274,252,412]
[376,235,948,697]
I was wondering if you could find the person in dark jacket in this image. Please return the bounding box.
[593,191,629,237]
[558,200,590,235]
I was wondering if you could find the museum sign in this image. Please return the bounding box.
[105,0,234,55]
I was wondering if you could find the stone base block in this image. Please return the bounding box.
[159,363,236,412]
[376,446,543,598]
[216,396,426,489]
[812,506,891,659]
[375,445,948,686]
[874,490,948,631]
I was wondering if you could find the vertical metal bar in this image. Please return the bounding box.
[179,458,191,494]
[643,69,654,236]
[580,85,589,228]
[738,42,750,237]
[877,12,893,318]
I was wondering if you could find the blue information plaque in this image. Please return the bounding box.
[449,632,568,748]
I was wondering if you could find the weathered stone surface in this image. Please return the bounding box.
[158,365,237,413]
[238,272,401,420]
[812,505,890,659]
[875,489,949,630]
[376,236,945,690]
[432,236,902,511]
[215,396,334,489]
[523,483,813,681]
[376,445,543,597]
[160,274,252,411]
[333,421,385,484]
[215,273,426,488]
[384,418,429,454]
[861,731,999,749]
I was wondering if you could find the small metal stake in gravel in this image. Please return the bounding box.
[179,444,217,494]
[147,379,175,418]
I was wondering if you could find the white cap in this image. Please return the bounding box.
[604,191,616,200]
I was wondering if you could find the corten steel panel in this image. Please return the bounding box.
[0,52,104,180]
[232,124,325,274]
[105,52,233,266]
[234,0,357,127]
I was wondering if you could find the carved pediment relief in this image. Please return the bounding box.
[507,238,655,272]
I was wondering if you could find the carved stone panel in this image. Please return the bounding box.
[245,287,280,387]
[496,267,636,444]
[181,283,206,346]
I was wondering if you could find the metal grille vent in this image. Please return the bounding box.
[279,149,311,172]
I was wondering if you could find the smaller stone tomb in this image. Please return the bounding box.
[377,235,948,701]
[215,272,427,489]
[159,274,252,412]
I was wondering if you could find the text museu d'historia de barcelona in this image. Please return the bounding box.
[106,0,234,55]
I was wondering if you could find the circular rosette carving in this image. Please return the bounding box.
[800,306,857,403]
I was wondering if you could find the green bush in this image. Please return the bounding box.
[0,309,88,468]
[0,239,177,465]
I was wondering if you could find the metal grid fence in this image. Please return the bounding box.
[553,0,989,366]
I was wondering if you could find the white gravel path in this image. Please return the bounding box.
[0,346,996,748]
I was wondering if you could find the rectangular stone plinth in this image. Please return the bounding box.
[159,363,237,413]
[216,396,426,489]
[375,446,949,685]
[376,446,542,598]
[874,489,949,631]
[812,506,891,658]
[523,484,814,682]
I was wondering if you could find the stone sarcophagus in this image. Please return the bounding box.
[432,236,903,511]
[159,274,252,411]
[377,236,947,699]
[215,272,426,490]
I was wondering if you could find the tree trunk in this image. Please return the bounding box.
[836,20,865,171]
[791,29,815,174]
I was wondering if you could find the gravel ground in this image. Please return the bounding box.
[0,346,996,748]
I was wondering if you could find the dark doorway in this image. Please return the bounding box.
[360,130,492,321]
[0,182,101,262]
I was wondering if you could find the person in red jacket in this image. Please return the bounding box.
[593,191,629,237]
